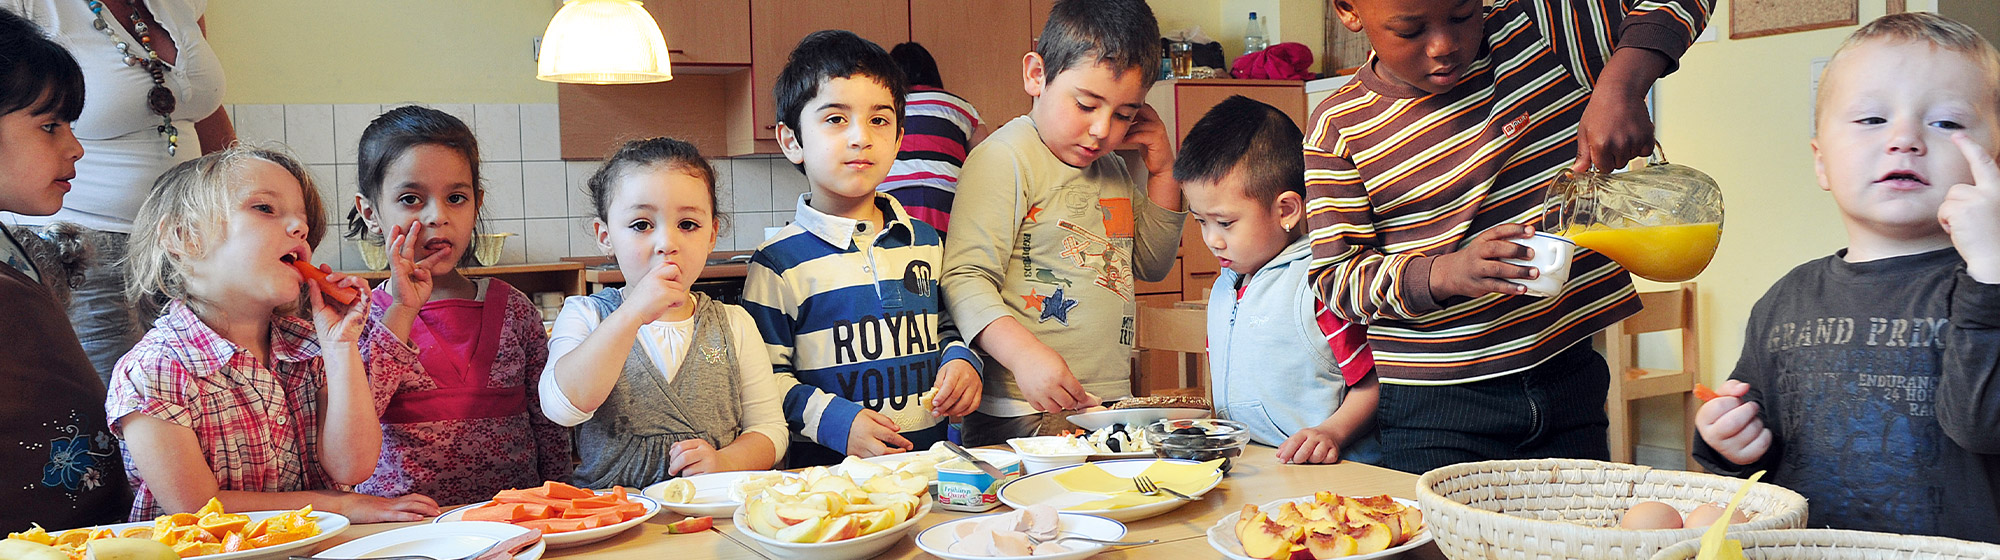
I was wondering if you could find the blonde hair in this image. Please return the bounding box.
[126,144,327,304]
[1817,12,2000,126]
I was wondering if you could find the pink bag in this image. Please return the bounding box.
[1230,42,1316,80]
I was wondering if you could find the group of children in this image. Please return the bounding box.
[1,0,1996,544]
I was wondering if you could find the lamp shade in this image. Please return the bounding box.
[537,0,672,84]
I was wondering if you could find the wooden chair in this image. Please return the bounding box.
[1133,303,1208,398]
[1601,282,1703,470]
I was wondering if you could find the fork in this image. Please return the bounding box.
[1132,475,1198,502]
[1025,534,1160,547]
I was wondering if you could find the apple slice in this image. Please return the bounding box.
[664,516,713,534]
[852,509,899,536]
[774,504,828,526]
[813,515,860,543]
[774,516,826,543]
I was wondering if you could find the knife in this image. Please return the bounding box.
[941,441,1009,479]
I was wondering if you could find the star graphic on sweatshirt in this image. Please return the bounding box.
[1020,289,1046,311]
[1038,287,1079,326]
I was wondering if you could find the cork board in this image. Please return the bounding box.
[1731,0,1857,39]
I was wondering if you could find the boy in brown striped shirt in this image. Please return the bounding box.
[1306,0,1710,473]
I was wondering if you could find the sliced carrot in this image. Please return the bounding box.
[606,502,647,521]
[540,481,596,500]
[517,503,554,520]
[461,504,523,523]
[568,494,621,509]
[494,492,568,508]
[558,506,603,520]
[579,512,623,529]
[516,518,587,534]
[1693,382,1719,402]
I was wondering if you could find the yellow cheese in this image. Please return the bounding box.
[1051,459,1225,510]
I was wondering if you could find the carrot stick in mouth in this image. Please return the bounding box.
[284,255,359,305]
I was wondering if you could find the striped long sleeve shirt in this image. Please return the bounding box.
[1304,0,1710,384]
[742,194,982,453]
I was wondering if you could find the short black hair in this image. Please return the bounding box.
[1037,0,1161,87]
[0,8,85,121]
[890,42,943,89]
[1174,96,1305,203]
[775,30,908,173]
[347,106,483,241]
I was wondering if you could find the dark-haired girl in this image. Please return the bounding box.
[348,106,569,504]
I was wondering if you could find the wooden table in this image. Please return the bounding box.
[306,451,1446,560]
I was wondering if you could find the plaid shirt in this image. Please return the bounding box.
[108,301,329,520]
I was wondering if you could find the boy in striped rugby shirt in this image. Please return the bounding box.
[1307,0,1711,472]
[744,30,984,466]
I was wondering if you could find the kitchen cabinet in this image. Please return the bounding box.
[910,0,1034,126]
[649,0,751,65]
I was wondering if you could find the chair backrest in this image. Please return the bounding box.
[1603,283,1699,377]
[1137,304,1207,354]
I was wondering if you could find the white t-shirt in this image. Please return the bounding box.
[2,0,225,232]
[538,297,790,457]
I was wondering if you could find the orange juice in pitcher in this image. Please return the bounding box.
[1543,146,1724,283]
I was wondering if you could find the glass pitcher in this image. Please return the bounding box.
[1541,146,1724,283]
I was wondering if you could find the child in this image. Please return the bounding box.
[541,137,788,487]
[1178,96,1380,465]
[1306,0,1709,472]
[346,106,570,505]
[743,30,984,464]
[880,41,986,234]
[109,145,436,520]
[0,8,128,531]
[1693,12,2000,542]
[942,0,1184,446]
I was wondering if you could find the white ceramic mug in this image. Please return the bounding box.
[1503,232,1575,298]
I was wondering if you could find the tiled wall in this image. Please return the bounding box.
[226,103,809,271]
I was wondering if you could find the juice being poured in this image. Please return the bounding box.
[1561,222,1721,282]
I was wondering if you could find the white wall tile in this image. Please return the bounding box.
[285,105,337,165]
[307,164,341,268]
[486,219,529,266]
[233,104,286,147]
[521,162,569,219]
[519,104,561,161]
[568,217,603,258]
[731,157,773,212]
[732,211,775,253]
[474,104,524,162]
[332,104,380,165]
[332,164,361,230]
[565,161,600,218]
[524,218,570,262]
[337,237,373,272]
[770,161,811,211]
[482,161,526,220]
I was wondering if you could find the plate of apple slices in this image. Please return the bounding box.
[1207,493,1429,560]
[731,473,932,560]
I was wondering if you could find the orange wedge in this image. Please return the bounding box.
[195,498,225,517]
[196,513,249,539]
[220,531,247,553]
[117,527,153,540]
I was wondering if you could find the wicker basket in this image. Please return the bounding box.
[1416,459,1809,560]
[1650,529,2000,559]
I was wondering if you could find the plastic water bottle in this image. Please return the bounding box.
[1244,12,1268,54]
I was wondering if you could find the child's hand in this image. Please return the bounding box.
[669,438,726,476]
[337,491,439,523]
[1125,104,1175,177]
[1944,133,2000,284]
[1693,380,1772,466]
[309,269,372,345]
[621,262,689,321]
[1016,349,1093,413]
[928,360,982,418]
[847,409,912,458]
[1275,426,1344,464]
[1429,224,1537,299]
[1573,87,1655,173]
[383,221,443,310]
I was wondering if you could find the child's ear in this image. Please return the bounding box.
[1275,191,1305,231]
[777,122,806,166]
[591,219,613,255]
[354,193,382,236]
[1810,139,1831,193]
[1333,0,1365,33]
[1023,52,1047,98]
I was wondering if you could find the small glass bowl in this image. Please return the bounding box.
[1143,418,1250,473]
[355,239,389,271]
[473,232,514,266]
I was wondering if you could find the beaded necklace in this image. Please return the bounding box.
[82,0,180,155]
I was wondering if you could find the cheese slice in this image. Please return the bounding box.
[1050,459,1225,510]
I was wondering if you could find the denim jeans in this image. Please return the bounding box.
[1360,342,1612,474]
[68,229,154,384]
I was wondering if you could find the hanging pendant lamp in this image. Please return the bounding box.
[536,0,673,84]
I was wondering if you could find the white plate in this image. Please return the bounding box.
[915,512,1126,560]
[318,521,545,560]
[1064,408,1208,431]
[1007,437,1151,462]
[643,471,794,517]
[995,458,1222,522]
[435,489,660,549]
[1206,496,1431,560]
[731,500,934,560]
[81,511,349,560]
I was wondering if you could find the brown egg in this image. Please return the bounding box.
[1618,501,1684,530]
[1683,502,1751,528]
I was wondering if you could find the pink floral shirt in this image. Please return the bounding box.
[107,301,329,520]
[355,281,570,505]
